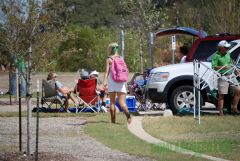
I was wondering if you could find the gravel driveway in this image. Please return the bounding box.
[0,100,153,161]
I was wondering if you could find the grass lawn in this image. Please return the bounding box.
[84,113,206,161]
[142,115,240,161]
[1,111,235,161]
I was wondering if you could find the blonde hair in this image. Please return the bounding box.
[108,42,119,54]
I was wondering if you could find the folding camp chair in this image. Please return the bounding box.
[77,78,99,113]
[41,79,67,111]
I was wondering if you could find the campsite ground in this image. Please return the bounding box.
[0,72,151,161]
[1,72,239,161]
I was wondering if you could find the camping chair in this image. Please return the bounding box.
[77,78,99,113]
[41,79,67,111]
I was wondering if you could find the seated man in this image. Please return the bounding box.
[178,45,189,63]
[129,69,149,103]
[89,70,108,112]
[73,69,90,93]
[47,72,79,111]
[80,69,89,80]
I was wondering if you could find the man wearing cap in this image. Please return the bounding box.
[212,40,240,115]
[80,69,89,80]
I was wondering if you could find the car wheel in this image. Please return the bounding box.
[169,85,203,114]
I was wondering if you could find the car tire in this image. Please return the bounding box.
[169,85,203,114]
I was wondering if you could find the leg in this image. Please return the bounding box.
[117,92,131,124]
[232,87,240,113]
[100,90,106,105]
[218,94,224,116]
[100,90,107,112]
[129,86,134,95]
[109,92,117,123]
[68,92,78,106]
[133,88,143,104]
[63,97,69,111]
[60,86,79,106]
[217,78,229,116]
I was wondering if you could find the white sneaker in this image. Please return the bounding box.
[100,106,108,113]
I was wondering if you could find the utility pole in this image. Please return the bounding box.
[120,30,124,58]
[149,32,154,68]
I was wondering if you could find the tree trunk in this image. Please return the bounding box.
[26,45,32,156]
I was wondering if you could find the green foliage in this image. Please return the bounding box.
[56,25,97,71]
[62,0,120,28]
[0,0,66,72]
[55,26,141,72]
[1,0,240,71]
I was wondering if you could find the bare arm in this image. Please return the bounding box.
[58,86,70,95]
[103,58,110,87]
[214,66,229,70]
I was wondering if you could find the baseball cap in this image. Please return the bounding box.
[90,70,99,76]
[218,40,231,48]
[81,70,89,79]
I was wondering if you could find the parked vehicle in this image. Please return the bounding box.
[147,27,240,114]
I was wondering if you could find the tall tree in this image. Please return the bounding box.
[0,0,67,155]
[0,0,67,70]
[171,0,240,34]
[200,0,240,34]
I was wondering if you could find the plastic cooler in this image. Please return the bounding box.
[115,96,137,112]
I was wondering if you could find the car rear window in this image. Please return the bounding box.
[191,40,220,60]
[230,47,240,62]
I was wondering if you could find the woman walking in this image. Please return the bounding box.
[103,42,131,124]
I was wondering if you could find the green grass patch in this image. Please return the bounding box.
[84,113,206,161]
[142,115,240,160]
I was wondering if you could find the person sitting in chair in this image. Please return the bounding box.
[178,45,189,63]
[129,69,149,103]
[89,70,108,112]
[47,72,79,111]
[80,69,89,80]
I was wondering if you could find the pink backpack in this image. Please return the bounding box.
[111,57,129,82]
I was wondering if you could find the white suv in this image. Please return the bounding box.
[147,39,240,114]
